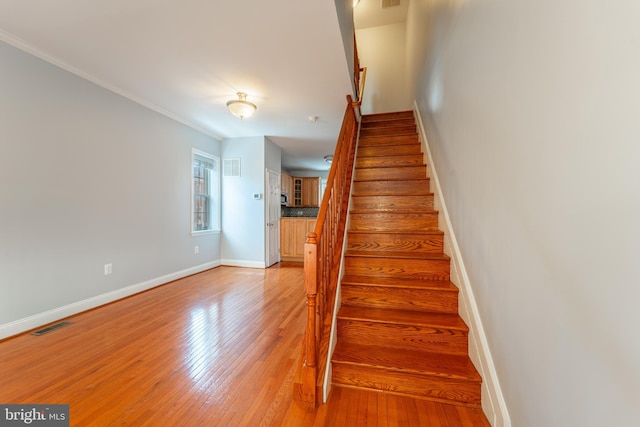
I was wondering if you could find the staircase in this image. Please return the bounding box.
[330,111,482,407]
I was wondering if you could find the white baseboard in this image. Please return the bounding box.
[0,260,221,340]
[220,259,265,269]
[414,102,510,427]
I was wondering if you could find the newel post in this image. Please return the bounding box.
[301,232,318,407]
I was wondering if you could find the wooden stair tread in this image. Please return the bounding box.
[350,208,438,214]
[350,194,435,201]
[356,166,426,170]
[341,275,457,291]
[356,149,419,158]
[354,171,427,181]
[355,155,425,169]
[347,229,443,236]
[351,193,434,197]
[357,141,420,148]
[359,134,417,139]
[361,117,415,127]
[352,191,433,197]
[350,195,435,212]
[345,250,449,260]
[362,111,413,121]
[332,342,481,381]
[355,164,425,169]
[360,129,417,136]
[360,125,416,132]
[338,306,468,331]
[358,136,420,146]
[348,207,436,213]
[356,155,424,160]
[354,178,428,184]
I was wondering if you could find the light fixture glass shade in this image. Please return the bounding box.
[227,92,257,120]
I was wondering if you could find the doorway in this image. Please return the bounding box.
[266,169,281,267]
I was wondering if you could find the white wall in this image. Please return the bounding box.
[221,136,271,267]
[0,42,221,338]
[265,137,282,175]
[356,22,411,114]
[411,0,640,425]
[334,0,357,96]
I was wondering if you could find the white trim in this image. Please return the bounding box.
[0,261,221,341]
[414,101,511,427]
[0,30,223,141]
[220,259,266,269]
[265,168,282,268]
[191,229,221,236]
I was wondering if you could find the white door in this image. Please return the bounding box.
[266,169,281,267]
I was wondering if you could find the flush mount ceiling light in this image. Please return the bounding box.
[226,92,257,120]
[324,155,333,164]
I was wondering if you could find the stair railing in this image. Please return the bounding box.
[295,94,359,407]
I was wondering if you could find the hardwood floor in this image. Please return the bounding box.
[0,263,488,426]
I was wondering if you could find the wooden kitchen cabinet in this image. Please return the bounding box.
[293,177,303,207]
[282,174,321,207]
[280,218,316,261]
[302,177,321,207]
[280,172,293,206]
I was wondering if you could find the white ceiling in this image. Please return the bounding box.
[0,0,356,171]
[355,0,408,30]
[0,0,407,171]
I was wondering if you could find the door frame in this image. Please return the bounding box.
[265,168,281,267]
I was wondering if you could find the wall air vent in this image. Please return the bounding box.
[381,0,400,8]
[223,158,241,177]
[31,321,73,336]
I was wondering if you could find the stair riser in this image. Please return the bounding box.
[362,111,414,122]
[344,257,450,281]
[337,320,467,354]
[361,118,415,129]
[356,155,424,169]
[358,135,420,147]
[349,212,438,231]
[351,195,434,211]
[331,364,481,407]
[341,285,458,313]
[358,144,421,157]
[354,166,426,181]
[353,180,431,196]
[347,232,443,253]
[360,126,417,138]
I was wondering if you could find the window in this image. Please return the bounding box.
[191,149,220,234]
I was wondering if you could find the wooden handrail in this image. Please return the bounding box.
[293,95,359,408]
[352,67,367,108]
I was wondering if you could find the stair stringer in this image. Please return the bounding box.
[413,102,511,427]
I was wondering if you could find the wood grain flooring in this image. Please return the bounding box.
[0,263,488,426]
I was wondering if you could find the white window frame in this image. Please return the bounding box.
[191,148,220,235]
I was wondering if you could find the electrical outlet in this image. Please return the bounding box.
[194,246,199,254]
[104,263,112,275]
